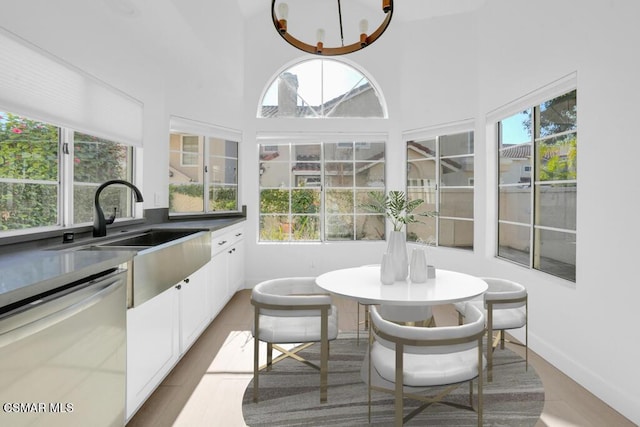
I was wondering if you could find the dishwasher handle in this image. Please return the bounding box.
[0,275,124,349]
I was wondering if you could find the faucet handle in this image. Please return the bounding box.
[106,207,117,225]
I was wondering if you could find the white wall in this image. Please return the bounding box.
[2,0,639,423]
[472,1,639,423]
[242,1,640,423]
[0,0,245,209]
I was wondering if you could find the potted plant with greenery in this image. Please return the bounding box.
[362,190,437,281]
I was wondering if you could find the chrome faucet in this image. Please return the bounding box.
[93,179,144,237]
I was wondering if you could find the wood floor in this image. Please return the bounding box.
[126,290,633,427]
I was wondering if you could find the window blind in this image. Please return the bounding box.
[0,28,143,147]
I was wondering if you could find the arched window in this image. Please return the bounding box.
[258,59,386,118]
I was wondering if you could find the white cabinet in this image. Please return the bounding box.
[178,261,211,353]
[126,261,212,421]
[126,286,180,420]
[126,222,245,421]
[209,249,228,318]
[228,236,245,295]
[209,225,245,318]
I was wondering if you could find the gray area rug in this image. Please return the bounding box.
[242,334,544,426]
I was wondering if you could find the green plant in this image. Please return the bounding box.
[361,190,436,232]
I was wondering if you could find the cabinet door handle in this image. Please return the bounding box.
[218,240,227,245]
[183,278,190,284]
[235,233,242,237]
[175,284,182,290]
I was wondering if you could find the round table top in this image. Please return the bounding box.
[315,265,488,306]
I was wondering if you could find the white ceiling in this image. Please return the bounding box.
[236,0,486,22]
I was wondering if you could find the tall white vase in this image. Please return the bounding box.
[387,230,408,281]
[380,252,395,285]
[409,247,427,283]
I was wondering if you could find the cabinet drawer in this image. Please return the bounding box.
[211,226,244,256]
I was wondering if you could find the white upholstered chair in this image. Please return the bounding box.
[251,277,339,403]
[454,277,528,381]
[368,304,486,426]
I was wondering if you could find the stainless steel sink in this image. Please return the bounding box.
[82,228,211,308]
[99,229,200,248]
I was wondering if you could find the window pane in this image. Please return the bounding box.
[326,214,354,240]
[535,133,577,182]
[0,183,57,230]
[408,139,436,156]
[292,215,320,241]
[499,186,531,224]
[74,133,133,223]
[326,189,353,214]
[498,222,530,265]
[439,219,473,250]
[535,183,576,230]
[325,162,353,187]
[292,188,320,213]
[537,90,577,137]
[259,214,290,241]
[260,189,289,214]
[355,161,384,187]
[535,228,576,281]
[356,214,385,240]
[406,217,436,244]
[170,132,203,214]
[355,142,384,160]
[181,136,199,166]
[169,183,203,213]
[260,59,385,118]
[499,146,532,185]
[440,131,474,156]
[209,138,238,212]
[500,110,531,146]
[325,142,353,161]
[440,156,474,186]
[0,112,59,230]
[439,188,473,219]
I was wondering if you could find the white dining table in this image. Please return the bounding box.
[315,265,488,306]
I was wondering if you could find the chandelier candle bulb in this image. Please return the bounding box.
[277,2,288,33]
[316,28,325,53]
[359,19,369,46]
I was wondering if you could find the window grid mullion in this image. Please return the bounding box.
[60,128,73,227]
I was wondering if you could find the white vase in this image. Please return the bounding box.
[409,248,428,283]
[387,230,408,281]
[380,253,395,285]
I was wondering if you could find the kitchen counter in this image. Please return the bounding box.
[0,249,135,313]
[0,216,245,313]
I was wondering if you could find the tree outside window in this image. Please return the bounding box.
[0,111,135,231]
[498,89,577,281]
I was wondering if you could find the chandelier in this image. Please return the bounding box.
[272,0,393,56]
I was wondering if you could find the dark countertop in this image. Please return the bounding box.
[0,217,245,313]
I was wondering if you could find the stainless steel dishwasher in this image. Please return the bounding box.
[0,267,127,427]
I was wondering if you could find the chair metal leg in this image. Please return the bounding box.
[253,313,260,403]
[320,306,329,403]
[357,302,369,345]
[487,305,494,382]
[266,342,273,371]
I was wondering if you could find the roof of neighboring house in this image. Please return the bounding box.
[260,82,377,118]
[500,143,531,159]
[407,140,463,172]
